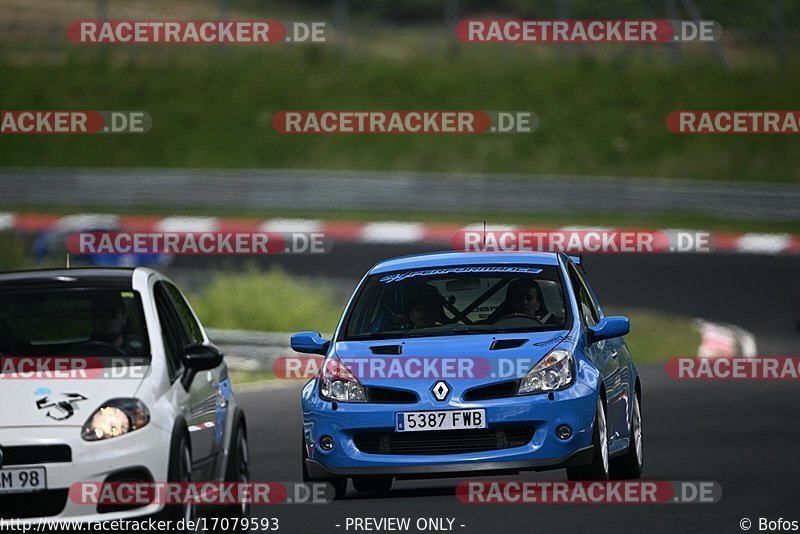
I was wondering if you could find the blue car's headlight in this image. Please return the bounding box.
[319,354,366,402]
[518,349,574,395]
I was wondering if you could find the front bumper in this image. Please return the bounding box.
[305,446,594,479]
[0,422,171,523]
[302,378,598,479]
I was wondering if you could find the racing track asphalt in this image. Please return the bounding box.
[185,247,799,534]
[238,365,800,534]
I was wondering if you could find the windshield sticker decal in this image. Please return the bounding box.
[380,266,543,284]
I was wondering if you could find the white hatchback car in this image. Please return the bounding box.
[0,268,248,528]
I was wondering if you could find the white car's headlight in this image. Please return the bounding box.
[319,354,366,402]
[81,398,150,441]
[518,349,575,395]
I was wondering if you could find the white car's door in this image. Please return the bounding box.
[152,281,220,480]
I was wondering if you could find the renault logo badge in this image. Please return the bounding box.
[431,381,450,401]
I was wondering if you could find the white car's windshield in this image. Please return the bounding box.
[0,287,150,360]
[344,264,569,340]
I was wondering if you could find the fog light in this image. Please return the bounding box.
[556,425,572,440]
[319,435,335,451]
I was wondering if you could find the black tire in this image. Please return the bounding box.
[223,416,251,519]
[566,396,609,481]
[158,430,197,531]
[352,476,393,493]
[611,393,643,480]
[301,434,347,500]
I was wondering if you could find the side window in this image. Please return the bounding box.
[568,265,600,327]
[154,282,188,379]
[164,283,204,344]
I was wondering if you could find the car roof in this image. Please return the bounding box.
[368,251,561,274]
[0,268,138,288]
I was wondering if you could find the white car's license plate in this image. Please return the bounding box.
[0,467,47,494]
[396,409,486,432]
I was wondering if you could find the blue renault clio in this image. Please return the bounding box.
[294,251,642,498]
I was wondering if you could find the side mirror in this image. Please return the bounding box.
[181,344,223,390]
[587,316,630,343]
[291,331,330,356]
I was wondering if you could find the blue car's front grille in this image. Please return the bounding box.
[462,380,520,401]
[364,386,418,403]
[353,426,534,455]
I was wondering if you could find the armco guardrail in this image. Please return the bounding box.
[207,328,291,372]
[1,168,799,222]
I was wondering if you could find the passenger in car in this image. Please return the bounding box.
[498,279,555,324]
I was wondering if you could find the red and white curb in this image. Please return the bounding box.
[693,319,758,358]
[2,211,799,255]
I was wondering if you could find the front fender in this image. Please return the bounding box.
[575,349,603,394]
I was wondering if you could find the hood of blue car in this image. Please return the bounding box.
[333,330,572,389]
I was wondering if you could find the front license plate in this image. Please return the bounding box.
[396,409,486,432]
[0,467,47,494]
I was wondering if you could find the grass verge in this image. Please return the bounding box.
[188,266,342,333]
[608,307,701,364]
[229,370,276,387]
[0,232,51,271]
[2,50,800,182]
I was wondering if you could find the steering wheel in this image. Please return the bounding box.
[69,340,126,357]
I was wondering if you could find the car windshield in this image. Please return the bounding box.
[343,264,569,340]
[0,287,150,360]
